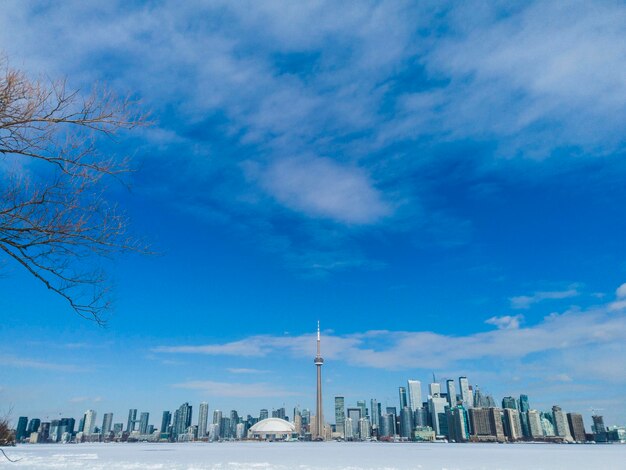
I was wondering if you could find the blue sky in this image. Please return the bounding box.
[1,1,626,428]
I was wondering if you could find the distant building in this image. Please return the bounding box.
[139,412,150,435]
[398,387,408,409]
[502,396,517,410]
[527,410,543,439]
[428,396,448,437]
[551,406,571,440]
[347,408,361,439]
[15,417,28,441]
[468,408,505,442]
[592,415,607,442]
[503,408,523,441]
[334,397,345,437]
[459,377,472,408]
[259,409,269,421]
[567,413,586,442]
[83,410,97,435]
[358,418,371,440]
[160,411,171,434]
[399,406,413,439]
[446,379,457,407]
[102,413,113,435]
[198,402,209,438]
[127,409,137,433]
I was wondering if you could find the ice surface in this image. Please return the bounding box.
[2,442,625,470]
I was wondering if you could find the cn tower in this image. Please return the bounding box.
[314,321,324,440]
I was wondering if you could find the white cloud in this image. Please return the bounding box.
[69,396,102,404]
[510,288,579,309]
[485,314,523,330]
[227,368,269,375]
[616,283,626,299]
[0,355,85,372]
[253,156,392,225]
[172,380,300,398]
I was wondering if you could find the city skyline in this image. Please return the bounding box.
[1,0,626,434]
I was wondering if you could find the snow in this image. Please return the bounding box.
[2,442,625,470]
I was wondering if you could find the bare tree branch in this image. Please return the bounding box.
[0,55,149,324]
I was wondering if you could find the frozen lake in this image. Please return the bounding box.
[2,442,625,470]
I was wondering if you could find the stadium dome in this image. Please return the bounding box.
[248,418,297,440]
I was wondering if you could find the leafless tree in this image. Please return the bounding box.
[0,56,147,325]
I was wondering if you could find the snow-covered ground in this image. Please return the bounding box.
[2,442,625,470]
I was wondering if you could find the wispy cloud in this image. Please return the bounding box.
[227,368,269,375]
[0,355,85,372]
[155,283,626,384]
[510,287,579,309]
[485,314,523,330]
[172,380,300,398]
[69,396,102,404]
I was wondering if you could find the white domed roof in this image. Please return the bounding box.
[249,418,296,433]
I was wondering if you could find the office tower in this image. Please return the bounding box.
[445,379,456,407]
[314,321,325,440]
[380,413,396,437]
[407,380,422,411]
[102,413,113,435]
[347,407,361,439]
[459,377,471,408]
[174,403,192,439]
[428,396,448,437]
[447,405,470,442]
[414,406,429,427]
[229,410,239,437]
[301,409,310,426]
[220,417,231,439]
[16,417,28,441]
[113,423,123,434]
[259,409,269,421]
[398,387,408,409]
[27,418,41,435]
[212,410,222,438]
[78,415,85,433]
[429,382,441,398]
[160,411,171,434]
[272,407,285,420]
[49,420,61,442]
[503,408,523,441]
[358,417,371,440]
[567,413,586,442]
[139,412,149,435]
[334,396,346,437]
[83,410,97,435]
[502,396,517,410]
[527,410,543,438]
[344,417,354,439]
[370,398,380,430]
[592,415,607,442]
[541,412,555,436]
[197,402,209,438]
[38,422,50,441]
[399,406,413,439]
[468,407,504,442]
[519,395,530,412]
[127,409,137,433]
[356,400,367,419]
[551,406,569,438]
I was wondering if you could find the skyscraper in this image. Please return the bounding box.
[83,410,97,435]
[347,408,361,439]
[198,402,209,438]
[139,412,150,435]
[334,396,345,437]
[259,409,269,421]
[160,411,171,434]
[459,377,472,408]
[446,379,456,407]
[398,386,408,409]
[407,380,422,412]
[102,413,113,435]
[567,413,586,442]
[127,409,137,433]
[16,417,28,441]
[314,321,324,440]
[370,398,380,431]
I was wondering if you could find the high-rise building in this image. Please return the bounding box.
[174,403,192,440]
[358,418,371,440]
[139,412,150,435]
[407,380,422,412]
[83,410,97,435]
[314,321,325,440]
[519,395,530,412]
[160,411,171,434]
[551,406,570,439]
[428,396,448,437]
[198,402,209,438]
[503,408,523,441]
[259,409,269,421]
[459,377,471,408]
[399,406,413,439]
[344,417,354,440]
[468,407,505,442]
[16,417,28,441]
[347,408,361,439]
[527,410,543,438]
[567,413,586,442]
[102,413,113,435]
[27,418,41,435]
[502,396,517,410]
[212,410,222,439]
[429,382,441,398]
[127,409,137,433]
[370,399,380,431]
[447,405,470,442]
[356,400,367,419]
[334,397,345,437]
[592,415,607,442]
[446,379,456,406]
[398,387,408,409]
